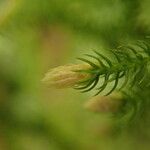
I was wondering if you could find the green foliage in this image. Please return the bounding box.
[75,39,150,96]
[73,38,150,135]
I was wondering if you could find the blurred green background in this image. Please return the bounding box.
[0,0,150,150]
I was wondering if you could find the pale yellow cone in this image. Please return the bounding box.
[42,64,92,88]
[84,92,123,113]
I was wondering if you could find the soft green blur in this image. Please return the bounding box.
[0,0,150,150]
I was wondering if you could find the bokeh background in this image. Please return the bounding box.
[0,0,150,150]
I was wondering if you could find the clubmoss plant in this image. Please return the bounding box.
[42,38,150,136]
